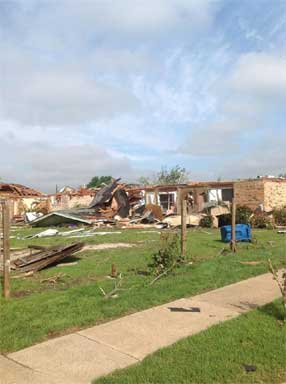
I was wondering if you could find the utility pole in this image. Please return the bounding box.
[1,200,10,298]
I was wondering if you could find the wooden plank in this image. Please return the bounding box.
[13,243,84,273]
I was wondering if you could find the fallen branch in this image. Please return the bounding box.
[268,259,286,310]
[149,262,176,286]
[40,273,66,284]
[99,273,124,299]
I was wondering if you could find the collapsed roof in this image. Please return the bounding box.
[0,183,44,197]
[31,179,133,227]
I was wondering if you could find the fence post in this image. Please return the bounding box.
[181,192,187,259]
[230,198,237,253]
[1,200,10,298]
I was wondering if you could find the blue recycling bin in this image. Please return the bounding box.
[220,224,252,243]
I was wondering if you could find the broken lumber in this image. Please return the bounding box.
[11,243,84,273]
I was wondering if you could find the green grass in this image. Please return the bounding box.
[1,227,285,353]
[95,300,286,384]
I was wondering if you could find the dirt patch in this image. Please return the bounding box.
[11,290,33,298]
[239,261,263,266]
[80,243,137,252]
[48,326,82,339]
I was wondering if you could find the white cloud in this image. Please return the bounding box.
[176,50,286,182]
[0,133,144,192]
[0,1,285,188]
[0,49,140,125]
[227,53,286,100]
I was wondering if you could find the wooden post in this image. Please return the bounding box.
[231,198,237,253]
[154,188,159,206]
[176,188,181,214]
[1,200,11,298]
[181,192,187,259]
[111,264,117,278]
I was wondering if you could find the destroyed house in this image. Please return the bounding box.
[135,178,286,214]
[49,187,99,211]
[129,182,234,214]
[0,183,46,219]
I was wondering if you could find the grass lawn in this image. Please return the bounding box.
[1,226,285,353]
[94,300,286,384]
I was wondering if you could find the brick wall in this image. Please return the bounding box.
[50,194,94,211]
[234,180,264,210]
[264,181,286,211]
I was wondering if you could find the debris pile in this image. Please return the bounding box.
[30,179,148,227]
[11,243,84,273]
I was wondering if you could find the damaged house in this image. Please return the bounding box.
[0,183,48,221]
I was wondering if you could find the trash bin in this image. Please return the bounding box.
[220,224,252,243]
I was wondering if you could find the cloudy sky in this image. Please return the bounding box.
[0,0,285,192]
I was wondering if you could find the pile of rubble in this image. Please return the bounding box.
[30,179,161,228]
[22,179,233,229]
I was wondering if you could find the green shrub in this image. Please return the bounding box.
[236,205,253,224]
[200,215,213,228]
[218,206,252,227]
[150,232,181,275]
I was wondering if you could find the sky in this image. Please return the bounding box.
[0,0,285,192]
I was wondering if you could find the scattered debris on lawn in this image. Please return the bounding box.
[242,364,257,373]
[19,228,122,240]
[23,228,59,239]
[149,263,176,286]
[162,213,202,228]
[57,261,78,267]
[11,243,84,273]
[11,271,34,279]
[168,307,201,313]
[40,273,66,284]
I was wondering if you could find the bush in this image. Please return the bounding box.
[273,207,286,226]
[150,232,181,275]
[251,212,273,229]
[200,215,213,228]
[218,206,253,227]
[236,205,253,224]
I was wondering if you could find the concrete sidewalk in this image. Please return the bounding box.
[1,271,283,384]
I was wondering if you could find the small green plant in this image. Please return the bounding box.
[149,232,181,276]
[200,215,213,228]
[236,205,253,224]
[218,206,253,227]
